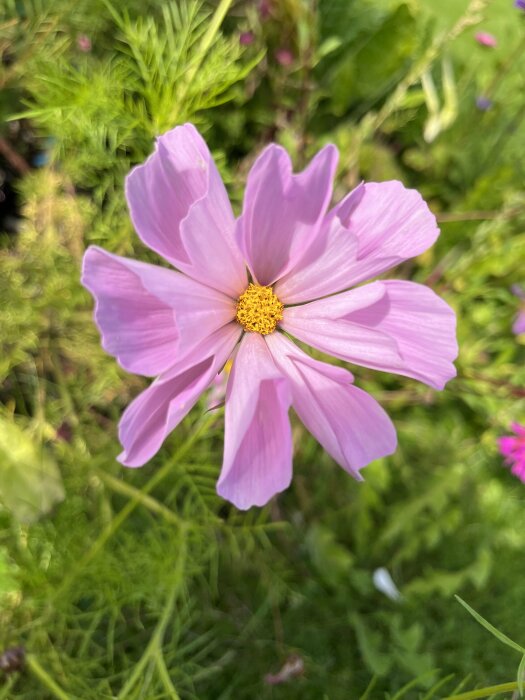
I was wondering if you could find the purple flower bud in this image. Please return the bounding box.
[476,96,493,111]
[515,0,525,10]
[259,0,271,20]
[239,31,254,46]
[474,32,497,48]
[275,48,294,67]
[76,34,92,53]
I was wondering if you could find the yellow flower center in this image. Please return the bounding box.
[235,283,284,335]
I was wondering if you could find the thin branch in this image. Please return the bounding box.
[0,137,30,175]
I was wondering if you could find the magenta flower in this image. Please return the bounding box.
[474,32,497,48]
[499,423,525,482]
[82,124,457,509]
[239,31,254,46]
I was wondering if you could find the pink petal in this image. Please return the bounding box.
[266,333,397,477]
[235,143,338,286]
[118,324,242,467]
[276,180,439,303]
[82,246,236,375]
[511,461,525,483]
[126,123,246,297]
[512,423,525,438]
[217,333,293,509]
[499,436,518,459]
[283,280,457,390]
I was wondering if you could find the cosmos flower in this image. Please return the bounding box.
[499,423,525,483]
[474,32,497,48]
[82,124,457,509]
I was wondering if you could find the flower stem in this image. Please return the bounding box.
[443,681,518,700]
[52,412,217,601]
[26,655,70,700]
[178,0,234,105]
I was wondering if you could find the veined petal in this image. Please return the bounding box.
[276,180,439,303]
[217,333,293,510]
[126,123,246,297]
[282,280,457,389]
[266,333,397,477]
[118,324,242,467]
[82,246,236,375]
[235,143,338,286]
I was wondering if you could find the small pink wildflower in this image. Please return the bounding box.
[499,423,525,482]
[82,124,458,510]
[239,31,254,46]
[76,34,92,52]
[259,0,272,20]
[275,48,294,66]
[474,32,497,48]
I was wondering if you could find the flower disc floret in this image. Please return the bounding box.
[236,283,284,335]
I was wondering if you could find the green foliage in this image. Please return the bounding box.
[0,413,64,523]
[1,0,525,698]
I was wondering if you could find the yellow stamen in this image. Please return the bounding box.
[236,283,284,335]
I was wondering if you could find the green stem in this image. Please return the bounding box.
[53,412,216,601]
[443,681,518,700]
[117,526,188,699]
[156,652,181,700]
[353,0,491,163]
[177,0,234,105]
[95,469,185,528]
[26,655,70,700]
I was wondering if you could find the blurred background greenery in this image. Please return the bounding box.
[1,0,525,697]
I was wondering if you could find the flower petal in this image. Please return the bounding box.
[266,333,397,477]
[126,123,246,297]
[118,324,242,467]
[282,280,457,389]
[217,333,293,510]
[276,180,439,303]
[235,143,338,286]
[82,246,236,376]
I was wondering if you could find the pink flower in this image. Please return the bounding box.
[499,423,525,482]
[474,32,497,48]
[82,124,458,509]
[275,48,294,66]
[76,34,92,52]
[239,31,254,46]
